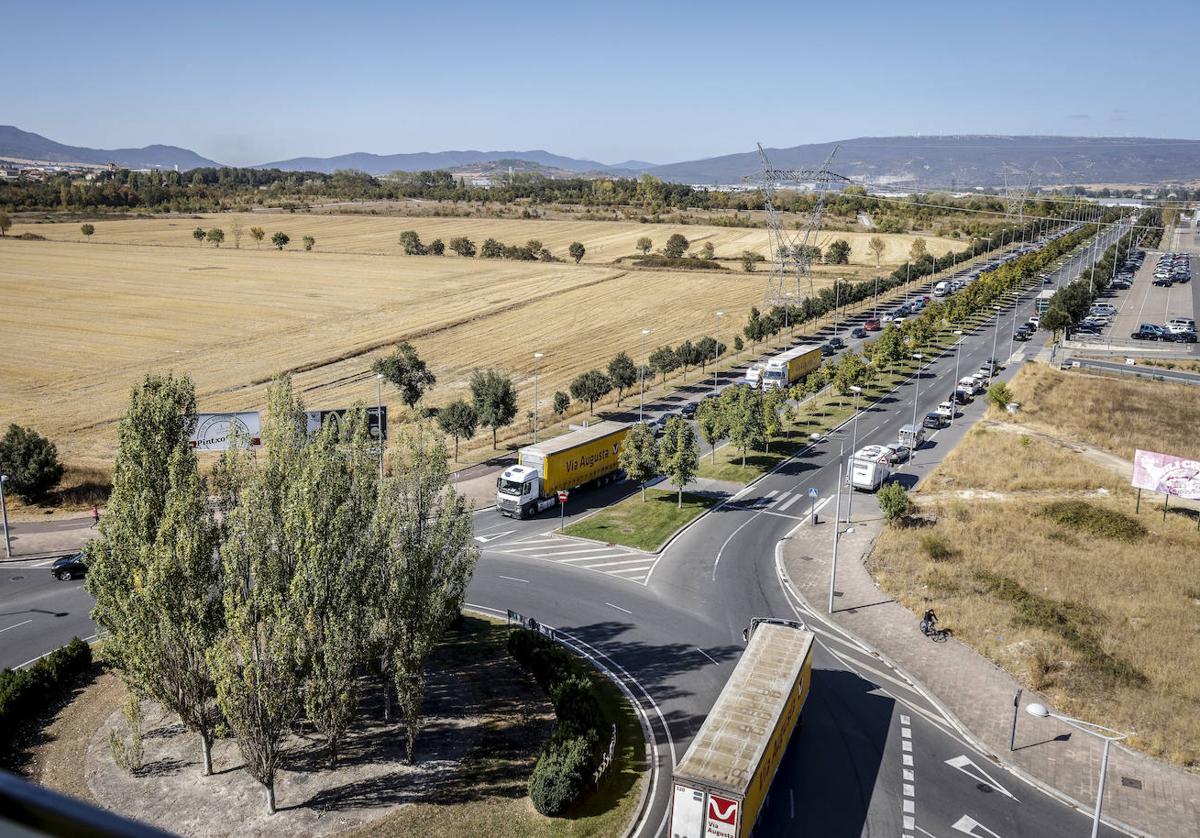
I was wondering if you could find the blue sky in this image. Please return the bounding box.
[7,0,1198,166]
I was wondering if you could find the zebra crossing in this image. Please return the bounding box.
[483,531,659,584]
[736,488,818,519]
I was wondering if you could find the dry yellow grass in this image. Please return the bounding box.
[870,365,1200,766]
[12,212,961,266]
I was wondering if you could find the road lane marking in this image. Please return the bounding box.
[0,620,33,634]
[586,558,655,569]
[694,647,720,666]
[496,575,528,583]
[605,564,656,574]
[474,530,514,544]
[770,491,791,507]
[505,545,616,556]
[605,602,632,614]
[761,510,807,521]
[778,493,802,511]
[945,755,1018,801]
[554,553,633,563]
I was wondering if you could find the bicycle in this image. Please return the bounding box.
[921,620,950,642]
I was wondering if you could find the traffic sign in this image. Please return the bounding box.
[807,487,819,498]
[557,490,570,502]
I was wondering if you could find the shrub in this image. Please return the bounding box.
[1039,500,1146,542]
[987,381,1014,409]
[0,424,64,502]
[877,482,912,524]
[920,534,956,562]
[529,734,594,816]
[0,637,92,757]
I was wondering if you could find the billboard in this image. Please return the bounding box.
[1132,449,1200,500]
[190,412,262,450]
[304,406,387,441]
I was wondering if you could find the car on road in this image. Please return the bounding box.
[827,336,846,351]
[882,443,911,464]
[1153,277,1174,287]
[850,326,868,339]
[1130,324,1167,341]
[680,402,699,419]
[1166,318,1196,333]
[922,411,945,430]
[820,343,837,357]
[51,552,87,581]
[1167,330,1197,344]
[936,400,954,419]
[864,318,881,332]
[647,415,668,435]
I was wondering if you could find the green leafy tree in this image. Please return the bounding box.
[695,336,725,372]
[0,211,11,236]
[696,398,726,464]
[648,345,679,386]
[743,306,767,351]
[833,351,869,396]
[302,235,315,251]
[699,241,715,260]
[437,399,478,461]
[741,250,757,272]
[192,227,206,243]
[372,423,478,761]
[0,424,64,502]
[399,230,426,255]
[373,342,437,410]
[676,340,704,382]
[553,390,570,416]
[81,223,95,240]
[733,335,744,353]
[449,236,476,257]
[429,238,445,255]
[250,226,265,247]
[658,417,699,508]
[877,481,912,524]
[762,388,787,453]
[1040,305,1071,340]
[909,237,928,262]
[570,369,613,414]
[663,233,689,258]
[607,352,638,405]
[826,239,851,264]
[568,241,586,263]
[636,236,653,255]
[480,237,504,258]
[722,385,765,467]
[470,368,518,448]
[271,231,289,250]
[619,423,659,501]
[206,228,225,247]
[987,381,1014,409]
[867,235,886,267]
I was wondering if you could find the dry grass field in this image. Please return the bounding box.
[869,365,1200,766]
[12,212,962,266]
[1,215,956,474]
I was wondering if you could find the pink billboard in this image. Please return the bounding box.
[1132,449,1200,500]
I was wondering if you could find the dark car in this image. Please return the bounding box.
[850,327,868,339]
[820,343,837,357]
[827,336,846,351]
[922,412,944,430]
[1152,277,1174,287]
[1131,324,1165,341]
[1168,330,1197,344]
[951,388,971,405]
[680,402,698,419]
[51,552,87,581]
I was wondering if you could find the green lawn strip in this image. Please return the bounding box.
[562,489,718,551]
[358,614,647,838]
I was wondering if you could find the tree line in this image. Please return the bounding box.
[83,373,478,814]
[399,230,586,263]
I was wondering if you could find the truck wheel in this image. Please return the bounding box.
[523,503,535,519]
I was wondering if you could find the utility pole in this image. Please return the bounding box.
[910,353,924,446]
[846,387,862,525]
[950,331,964,426]
[0,475,10,558]
[533,352,544,443]
[828,454,844,614]
[639,327,652,423]
[714,311,724,396]
[375,374,385,480]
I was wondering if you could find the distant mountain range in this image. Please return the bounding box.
[4,125,1199,186]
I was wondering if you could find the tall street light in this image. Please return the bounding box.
[532,352,544,443]
[714,311,724,396]
[910,353,925,444]
[990,303,1004,369]
[375,373,385,480]
[639,327,652,423]
[846,385,862,525]
[0,474,10,558]
[950,330,964,426]
[1025,703,1130,838]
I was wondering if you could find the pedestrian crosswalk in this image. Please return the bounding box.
[488,532,659,584]
[735,488,810,518]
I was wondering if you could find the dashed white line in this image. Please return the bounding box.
[694,647,720,666]
[0,619,33,634]
[496,575,528,583]
[605,602,632,614]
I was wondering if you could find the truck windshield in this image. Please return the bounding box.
[764,369,783,381]
[498,479,524,495]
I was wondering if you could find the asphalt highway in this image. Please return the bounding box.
[0,220,1132,837]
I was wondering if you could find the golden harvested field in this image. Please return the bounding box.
[869,365,1200,766]
[13,212,961,266]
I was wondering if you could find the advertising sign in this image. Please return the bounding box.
[669,785,705,838]
[304,406,388,441]
[1132,449,1200,500]
[705,794,739,838]
[190,412,261,450]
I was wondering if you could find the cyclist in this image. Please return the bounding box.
[921,608,938,636]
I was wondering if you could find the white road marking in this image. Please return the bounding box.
[0,620,33,634]
[605,602,632,614]
[828,647,923,699]
[473,530,514,544]
[761,510,807,521]
[694,647,720,666]
[904,783,915,796]
[605,564,656,575]
[496,575,528,584]
[902,740,912,752]
[764,489,779,499]
[770,491,791,507]
[505,545,616,556]
[553,553,633,563]
[586,558,655,569]
[951,814,1004,837]
[778,493,802,511]
[944,755,1019,801]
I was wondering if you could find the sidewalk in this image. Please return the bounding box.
[780,495,1200,838]
[2,515,96,560]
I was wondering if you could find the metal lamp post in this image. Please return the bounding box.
[375,373,385,479]
[639,327,652,423]
[532,352,544,443]
[990,304,1003,370]
[910,353,924,442]
[828,432,846,613]
[1025,703,1130,838]
[950,331,964,426]
[0,474,10,558]
[846,386,862,524]
[714,311,724,396]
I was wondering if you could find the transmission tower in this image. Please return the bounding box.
[753,143,851,306]
[1001,165,1037,223]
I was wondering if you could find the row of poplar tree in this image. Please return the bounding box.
[84,373,479,814]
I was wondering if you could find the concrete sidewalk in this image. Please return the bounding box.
[2,515,96,560]
[781,496,1200,838]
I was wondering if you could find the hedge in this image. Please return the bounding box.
[508,628,608,816]
[0,637,92,758]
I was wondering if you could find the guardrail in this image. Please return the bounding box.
[593,722,618,788]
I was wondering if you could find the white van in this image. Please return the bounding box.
[933,281,949,297]
[849,445,891,491]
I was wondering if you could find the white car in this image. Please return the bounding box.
[936,401,954,420]
[1028,313,1040,327]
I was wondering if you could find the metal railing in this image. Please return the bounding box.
[0,769,174,837]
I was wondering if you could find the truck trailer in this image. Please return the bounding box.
[669,621,815,838]
[760,344,822,391]
[496,421,629,519]
[849,445,892,491]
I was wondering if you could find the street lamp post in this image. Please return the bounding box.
[829,449,845,614]
[532,352,544,443]
[375,373,385,480]
[0,474,10,558]
[950,331,964,426]
[639,328,652,423]
[910,353,924,442]
[990,303,1003,370]
[846,386,862,524]
[714,311,724,396]
[1025,703,1130,838]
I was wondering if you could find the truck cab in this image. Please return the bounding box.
[496,464,550,519]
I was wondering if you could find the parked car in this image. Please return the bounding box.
[1168,330,1197,344]
[864,318,881,332]
[681,402,699,419]
[1153,277,1174,287]
[51,552,87,581]
[922,412,945,430]
[1130,324,1166,341]
[851,326,868,339]
[827,336,846,351]
[882,443,911,464]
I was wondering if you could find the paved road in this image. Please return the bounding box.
[0,221,1132,837]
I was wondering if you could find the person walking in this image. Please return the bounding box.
[91,505,100,528]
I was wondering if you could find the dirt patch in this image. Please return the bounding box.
[25,667,123,800]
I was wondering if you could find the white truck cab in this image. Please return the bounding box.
[496,464,553,518]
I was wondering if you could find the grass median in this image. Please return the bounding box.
[563,488,718,552]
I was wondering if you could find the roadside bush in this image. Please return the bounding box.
[1039,500,1146,542]
[987,381,1014,409]
[920,534,956,562]
[0,423,65,502]
[0,637,92,758]
[877,482,913,524]
[508,628,609,815]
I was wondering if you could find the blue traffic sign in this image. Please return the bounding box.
[807,487,819,498]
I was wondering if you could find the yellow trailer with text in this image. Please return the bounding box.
[669,620,815,838]
[495,420,629,518]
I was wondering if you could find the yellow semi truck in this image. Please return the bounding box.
[669,620,815,838]
[495,420,629,519]
[760,344,822,391]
